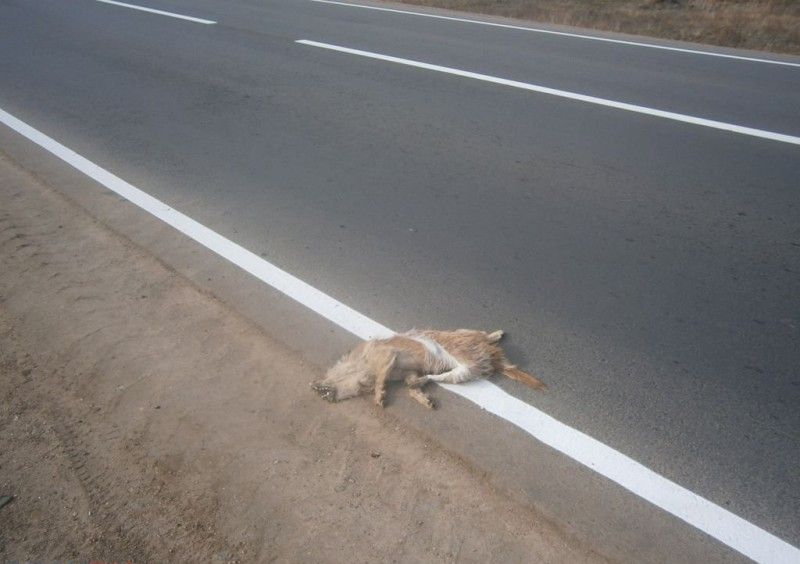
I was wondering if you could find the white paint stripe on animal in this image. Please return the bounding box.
[308,0,800,68]
[407,334,459,369]
[408,335,442,357]
[296,40,800,146]
[407,333,474,382]
[0,106,797,563]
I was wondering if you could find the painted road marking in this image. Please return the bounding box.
[309,0,800,68]
[93,0,216,24]
[297,40,800,146]
[0,106,798,563]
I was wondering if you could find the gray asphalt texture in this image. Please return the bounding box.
[1,0,798,550]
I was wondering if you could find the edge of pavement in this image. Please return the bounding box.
[0,144,600,562]
[0,120,747,563]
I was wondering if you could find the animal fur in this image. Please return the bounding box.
[312,329,545,408]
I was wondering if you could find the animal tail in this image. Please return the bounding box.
[501,365,546,391]
[487,330,504,343]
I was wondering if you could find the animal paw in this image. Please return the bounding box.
[408,388,435,409]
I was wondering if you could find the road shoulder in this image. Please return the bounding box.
[0,152,601,562]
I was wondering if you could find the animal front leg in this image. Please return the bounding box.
[373,352,397,407]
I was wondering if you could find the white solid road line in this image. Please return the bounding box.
[309,0,800,68]
[93,0,216,24]
[297,40,800,146]
[0,105,798,563]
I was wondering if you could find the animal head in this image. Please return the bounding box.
[311,349,371,402]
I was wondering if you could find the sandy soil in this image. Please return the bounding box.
[0,152,604,563]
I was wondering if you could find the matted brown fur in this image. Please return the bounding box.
[312,329,545,408]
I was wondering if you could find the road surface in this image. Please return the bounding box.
[1,0,798,561]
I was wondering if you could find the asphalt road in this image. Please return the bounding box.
[1,0,799,557]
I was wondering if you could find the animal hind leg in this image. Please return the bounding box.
[404,372,434,408]
[404,372,429,388]
[427,364,473,384]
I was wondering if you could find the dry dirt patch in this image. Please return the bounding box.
[0,152,603,563]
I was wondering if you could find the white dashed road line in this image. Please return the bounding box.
[297,39,800,146]
[94,0,216,24]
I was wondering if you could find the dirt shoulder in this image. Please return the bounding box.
[391,0,800,55]
[0,152,604,563]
